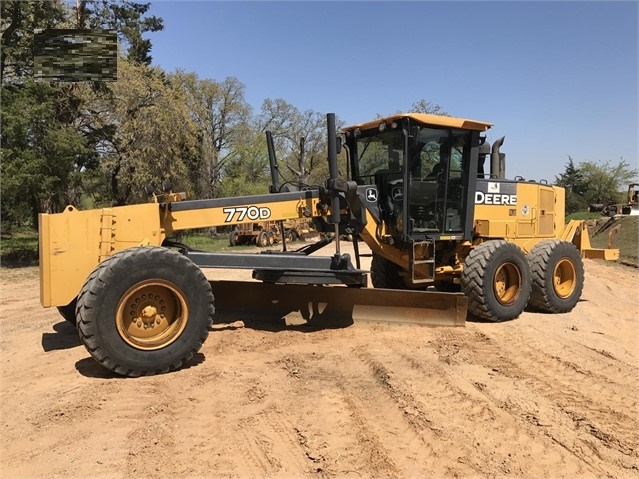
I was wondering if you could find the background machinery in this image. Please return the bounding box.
[39,113,618,376]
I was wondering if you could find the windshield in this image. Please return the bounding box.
[353,129,404,182]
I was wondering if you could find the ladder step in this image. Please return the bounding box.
[408,239,436,284]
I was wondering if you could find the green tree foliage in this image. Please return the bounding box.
[76,59,198,206]
[554,156,588,213]
[578,159,638,206]
[1,0,456,231]
[169,71,251,198]
[73,0,163,64]
[555,156,638,213]
[1,0,67,82]
[1,81,90,226]
[218,124,271,197]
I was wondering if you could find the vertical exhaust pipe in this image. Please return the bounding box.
[490,136,506,179]
[266,131,279,193]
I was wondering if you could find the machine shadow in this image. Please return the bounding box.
[41,320,82,351]
[209,280,360,333]
[75,352,206,379]
[209,280,465,331]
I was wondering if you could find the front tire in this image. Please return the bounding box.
[461,240,532,322]
[371,253,406,289]
[76,247,214,377]
[528,240,584,313]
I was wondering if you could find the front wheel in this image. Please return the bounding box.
[371,253,406,289]
[461,240,532,322]
[528,240,584,313]
[76,247,214,377]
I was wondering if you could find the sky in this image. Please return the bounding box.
[146,1,638,183]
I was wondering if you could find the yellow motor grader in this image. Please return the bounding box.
[39,113,618,376]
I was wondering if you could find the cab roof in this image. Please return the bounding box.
[342,112,493,133]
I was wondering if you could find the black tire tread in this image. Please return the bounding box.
[370,253,406,289]
[76,247,214,377]
[461,240,531,322]
[528,239,584,313]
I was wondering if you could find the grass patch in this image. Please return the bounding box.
[174,231,252,252]
[0,227,39,267]
[589,215,638,266]
[566,211,602,222]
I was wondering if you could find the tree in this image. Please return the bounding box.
[410,99,448,116]
[73,0,163,65]
[1,0,67,82]
[578,159,638,206]
[1,0,167,228]
[1,81,91,226]
[256,99,331,188]
[555,156,588,213]
[555,156,638,212]
[218,124,271,197]
[76,59,198,206]
[170,71,251,199]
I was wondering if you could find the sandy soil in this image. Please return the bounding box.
[1,242,638,479]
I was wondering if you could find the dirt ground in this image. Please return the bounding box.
[1,242,638,479]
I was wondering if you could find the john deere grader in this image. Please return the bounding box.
[39,113,618,376]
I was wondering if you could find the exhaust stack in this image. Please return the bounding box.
[490,136,506,179]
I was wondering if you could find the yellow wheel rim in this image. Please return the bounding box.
[116,279,188,350]
[493,262,521,305]
[553,258,576,298]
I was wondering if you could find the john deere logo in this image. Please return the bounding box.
[391,187,404,201]
[366,188,378,202]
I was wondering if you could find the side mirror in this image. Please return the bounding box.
[336,136,342,155]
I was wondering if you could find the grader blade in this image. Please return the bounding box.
[209,281,467,328]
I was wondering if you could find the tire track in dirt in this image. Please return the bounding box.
[267,342,485,478]
[433,326,638,477]
[156,353,318,478]
[480,327,637,457]
[122,378,181,478]
[270,348,425,478]
[352,338,596,478]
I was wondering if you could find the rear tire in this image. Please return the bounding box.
[76,246,214,377]
[267,231,275,246]
[528,239,584,313]
[371,253,406,289]
[461,240,532,322]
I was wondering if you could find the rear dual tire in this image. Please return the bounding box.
[461,240,532,322]
[528,240,584,313]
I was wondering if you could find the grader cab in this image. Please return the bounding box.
[38,112,619,377]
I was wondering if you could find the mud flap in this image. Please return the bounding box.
[210,281,467,328]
